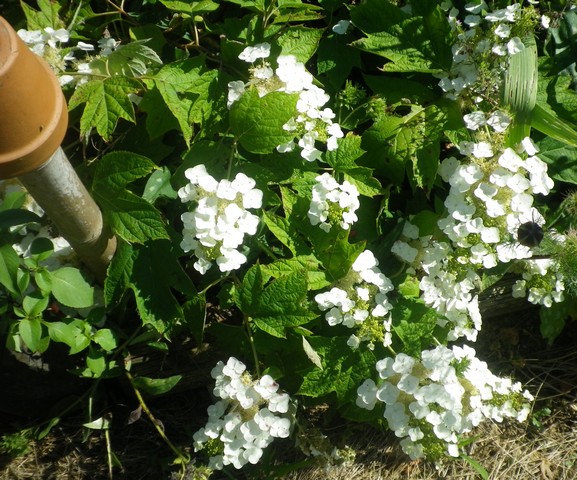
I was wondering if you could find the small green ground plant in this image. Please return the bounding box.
[4,0,577,478]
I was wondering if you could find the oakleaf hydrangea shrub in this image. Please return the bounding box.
[9,0,577,476]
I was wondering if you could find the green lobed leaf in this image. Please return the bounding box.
[298,336,376,405]
[315,233,365,282]
[540,297,577,345]
[230,88,299,154]
[104,240,196,335]
[350,0,453,73]
[20,0,63,30]
[89,41,163,77]
[68,77,141,141]
[392,297,438,357]
[536,136,577,184]
[277,27,324,63]
[260,256,331,291]
[262,210,309,256]
[152,58,206,145]
[235,265,317,338]
[92,151,169,243]
[51,268,94,309]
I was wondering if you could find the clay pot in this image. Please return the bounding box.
[0,16,68,178]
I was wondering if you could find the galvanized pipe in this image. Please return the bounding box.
[19,148,117,281]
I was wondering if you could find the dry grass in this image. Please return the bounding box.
[3,308,577,480]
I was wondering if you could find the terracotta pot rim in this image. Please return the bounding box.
[0,16,68,178]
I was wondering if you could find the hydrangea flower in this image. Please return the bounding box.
[193,357,294,470]
[307,173,360,232]
[357,345,533,460]
[227,43,344,161]
[178,165,263,274]
[315,250,394,349]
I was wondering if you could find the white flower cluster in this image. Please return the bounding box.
[392,137,559,339]
[18,27,119,87]
[392,221,482,342]
[315,250,394,349]
[512,258,565,307]
[438,2,536,102]
[307,173,360,232]
[227,43,344,162]
[438,137,554,264]
[178,164,263,274]
[356,345,533,460]
[193,357,293,470]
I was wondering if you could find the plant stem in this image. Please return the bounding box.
[125,371,189,465]
[243,313,261,377]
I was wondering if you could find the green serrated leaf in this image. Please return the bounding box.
[182,294,207,345]
[89,41,162,78]
[539,298,577,345]
[277,26,323,63]
[230,88,299,154]
[152,58,205,145]
[20,0,63,29]
[392,297,438,357]
[99,191,171,243]
[262,211,307,256]
[132,375,182,396]
[298,336,376,405]
[105,240,195,335]
[260,256,331,290]
[51,268,94,309]
[350,0,453,73]
[92,152,169,243]
[236,265,317,338]
[69,78,140,140]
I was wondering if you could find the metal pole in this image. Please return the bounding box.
[19,148,117,281]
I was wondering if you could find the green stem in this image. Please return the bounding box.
[243,313,261,377]
[126,371,189,465]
